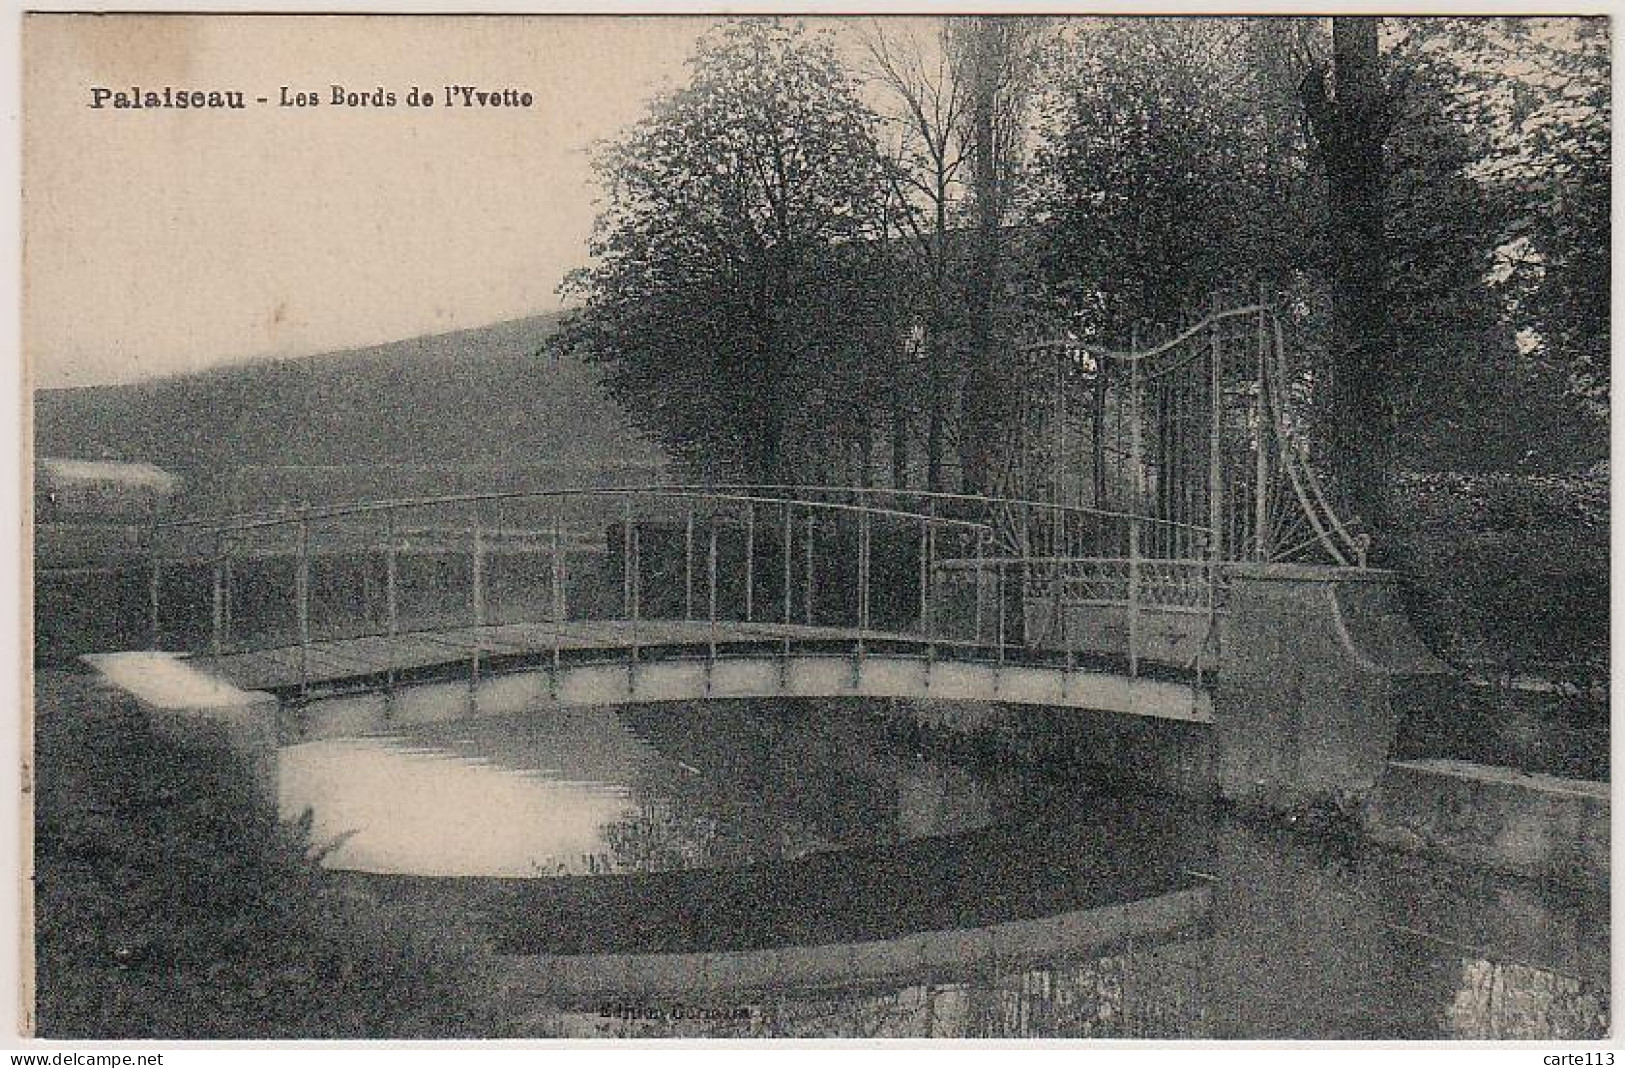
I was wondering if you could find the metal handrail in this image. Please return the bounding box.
[155,482,1208,537]
[155,484,1004,536]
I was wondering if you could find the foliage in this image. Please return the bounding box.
[1389,470,1608,680]
[1032,18,1314,339]
[32,672,516,1038]
[1390,18,1610,418]
[559,19,897,484]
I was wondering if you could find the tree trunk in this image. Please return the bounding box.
[1307,17,1392,547]
[959,19,1006,496]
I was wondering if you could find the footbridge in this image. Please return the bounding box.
[101,303,1447,808]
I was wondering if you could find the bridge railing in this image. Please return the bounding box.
[145,485,1218,695]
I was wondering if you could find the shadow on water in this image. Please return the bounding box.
[280,692,1609,1039]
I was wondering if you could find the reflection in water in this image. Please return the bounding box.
[280,693,1609,1040]
[1444,959,1609,1040]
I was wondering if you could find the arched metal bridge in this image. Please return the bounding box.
[142,303,1360,725]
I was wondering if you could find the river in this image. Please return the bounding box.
[279,693,1609,1039]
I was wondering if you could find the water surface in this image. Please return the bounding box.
[279,693,1609,1039]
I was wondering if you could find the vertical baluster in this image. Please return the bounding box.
[210,529,224,660]
[974,528,987,645]
[297,518,311,697]
[1020,503,1031,649]
[148,519,161,651]
[804,512,815,626]
[1130,327,1145,520]
[1209,302,1225,561]
[782,503,793,664]
[996,558,1007,668]
[471,503,484,687]
[1128,516,1141,679]
[222,533,233,655]
[925,515,937,668]
[684,504,695,620]
[628,499,640,688]
[1256,293,1271,560]
[782,503,793,626]
[550,503,564,692]
[917,515,930,638]
[622,498,634,619]
[385,509,398,690]
[856,509,869,664]
[744,501,755,623]
[707,519,719,667]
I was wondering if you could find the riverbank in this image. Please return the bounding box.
[29,669,546,1038]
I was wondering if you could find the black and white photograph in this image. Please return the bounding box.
[16,8,1612,1046]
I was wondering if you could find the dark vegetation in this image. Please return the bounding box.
[33,312,664,513]
[31,671,525,1038]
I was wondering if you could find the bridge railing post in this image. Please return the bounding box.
[210,528,225,661]
[1255,295,1271,560]
[296,517,311,698]
[148,519,162,651]
[804,512,816,626]
[782,503,793,662]
[385,507,398,690]
[684,503,695,621]
[471,501,484,687]
[917,510,930,641]
[222,531,234,656]
[707,518,719,670]
[744,500,755,624]
[996,557,1007,667]
[550,501,564,694]
[856,508,869,670]
[1127,515,1141,679]
[974,529,987,645]
[1210,301,1225,562]
[626,496,640,690]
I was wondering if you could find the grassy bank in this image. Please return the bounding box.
[30,670,533,1038]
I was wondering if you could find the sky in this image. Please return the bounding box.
[24,15,723,388]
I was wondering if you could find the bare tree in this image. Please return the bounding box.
[948,16,1047,494]
[859,19,969,491]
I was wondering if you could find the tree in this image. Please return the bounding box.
[859,19,970,491]
[559,20,894,484]
[1034,18,1313,335]
[1376,17,1607,469]
[1299,16,1394,545]
[950,16,1047,494]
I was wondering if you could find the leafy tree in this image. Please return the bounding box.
[1372,17,1608,470]
[559,20,895,484]
[1033,18,1313,336]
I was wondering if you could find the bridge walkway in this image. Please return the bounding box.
[207,619,968,693]
[197,617,1214,725]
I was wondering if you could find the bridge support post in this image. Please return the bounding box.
[744,502,755,623]
[1214,564,1451,810]
[148,522,161,651]
[707,520,719,694]
[296,519,310,699]
[685,505,694,621]
[210,529,225,661]
[550,505,564,699]
[384,509,399,690]
[1127,517,1141,678]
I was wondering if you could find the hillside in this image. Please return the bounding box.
[33,313,668,508]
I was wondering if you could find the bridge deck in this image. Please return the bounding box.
[205,619,971,693]
[200,617,1208,694]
